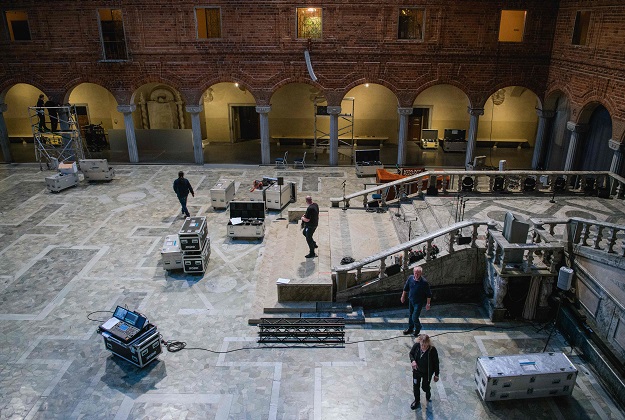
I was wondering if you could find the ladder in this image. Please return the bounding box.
[28,105,86,170]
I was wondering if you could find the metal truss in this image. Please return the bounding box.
[258,317,345,344]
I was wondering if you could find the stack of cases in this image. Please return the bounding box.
[79,159,115,181]
[102,325,162,368]
[210,179,235,209]
[160,234,183,271]
[179,216,211,274]
[475,352,577,401]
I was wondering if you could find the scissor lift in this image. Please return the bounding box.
[313,97,355,161]
[28,105,86,170]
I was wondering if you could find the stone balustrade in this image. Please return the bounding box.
[330,170,625,208]
[333,219,495,293]
[531,217,625,257]
[486,229,564,275]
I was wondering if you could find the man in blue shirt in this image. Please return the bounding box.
[401,266,432,336]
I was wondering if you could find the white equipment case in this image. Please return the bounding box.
[161,234,183,271]
[182,239,211,274]
[227,201,266,238]
[79,159,115,181]
[475,352,577,402]
[210,179,235,209]
[265,182,295,210]
[354,149,384,177]
[250,184,271,202]
[178,216,208,251]
[45,173,79,192]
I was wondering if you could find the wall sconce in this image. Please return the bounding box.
[234,82,239,88]
[365,83,370,88]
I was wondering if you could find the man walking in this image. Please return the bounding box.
[173,171,194,218]
[400,266,432,336]
[300,195,319,259]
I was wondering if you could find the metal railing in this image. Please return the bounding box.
[330,170,625,208]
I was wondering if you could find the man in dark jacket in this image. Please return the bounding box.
[173,171,194,218]
[300,195,319,258]
[44,96,59,132]
[400,266,432,336]
[36,94,46,131]
[409,334,440,409]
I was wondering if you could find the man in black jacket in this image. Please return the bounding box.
[173,171,194,218]
[409,334,440,409]
[300,195,319,258]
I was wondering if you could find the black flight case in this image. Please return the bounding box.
[101,324,162,368]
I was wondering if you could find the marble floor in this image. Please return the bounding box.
[0,163,624,419]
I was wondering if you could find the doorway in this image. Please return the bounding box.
[409,107,431,140]
[230,105,260,142]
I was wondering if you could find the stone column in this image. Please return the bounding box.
[397,107,412,166]
[256,105,271,165]
[0,103,12,162]
[564,121,587,171]
[327,106,342,166]
[186,105,204,165]
[465,107,484,169]
[609,139,624,174]
[531,109,555,170]
[117,104,139,163]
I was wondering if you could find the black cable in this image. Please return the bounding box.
[87,310,113,322]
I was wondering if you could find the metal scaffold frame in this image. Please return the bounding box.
[28,105,86,170]
[313,97,355,160]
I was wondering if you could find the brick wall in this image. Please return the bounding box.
[1,0,622,139]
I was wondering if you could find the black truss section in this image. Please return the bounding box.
[258,317,345,344]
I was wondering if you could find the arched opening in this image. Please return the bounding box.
[2,83,44,162]
[544,93,571,170]
[578,104,612,171]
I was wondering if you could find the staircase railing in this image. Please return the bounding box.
[330,170,625,208]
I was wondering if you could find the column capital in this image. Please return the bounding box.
[467,107,484,117]
[536,109,555,119]
[117,104,137,114]
[327,106,342,115]
[397,107,413,116]
[0,103,7,113]
[255,105,271,114]
[566,121,587,133]
[609,139,623,151]
[185,105,204,114]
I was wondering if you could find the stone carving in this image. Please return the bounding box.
[494,275,508,309]
[139,86,185,129]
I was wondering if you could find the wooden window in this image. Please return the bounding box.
[398,8,424,40]
[98,9,128,61]
[297,7,322,39]
[499,10,526,42]
[196,7,221,39]
[572,11,591,45]
[5,10,31,41]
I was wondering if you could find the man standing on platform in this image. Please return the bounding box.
[44,96,60,132]
[401,266,432,336]
[301,195,319,259]
[173,171,194,218]
[36,94,46,131]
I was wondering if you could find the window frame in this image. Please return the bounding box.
[195,6,222,40]
[296,7,323,39]
[397,7,425,41]
[498,9,527,43]
[96,8,129,62]
[571,10,591,46]
[4,10,32,41]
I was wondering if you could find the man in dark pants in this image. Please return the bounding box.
[173,171,194,218]
[409,334,440,409]
[36,94,46,131]
[45,96,59,132]
[300,195,319,258]
[400,266,432,336]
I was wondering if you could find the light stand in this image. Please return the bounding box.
[549,188,556,204]
[276,177,286,220]
[542,290,562,352]
[342,180,347,211]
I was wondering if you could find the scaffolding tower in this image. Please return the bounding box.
[313,97,355,160]
[28,105,86,170]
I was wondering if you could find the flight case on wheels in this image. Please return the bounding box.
[101,325,162,368]
[227,201,266,238]
[210,179,235,209]
[178,216,208,251]
[475,352,577,401]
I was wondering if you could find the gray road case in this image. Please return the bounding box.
[265,182,295,210]
[227,201,265,238]
[161,234,183,271]
[79,159,115,181]
[475,352,577,401]
[354,149,383,177]
[178,216,208,251]
[45,173,79,192]
[210,179,235,209]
